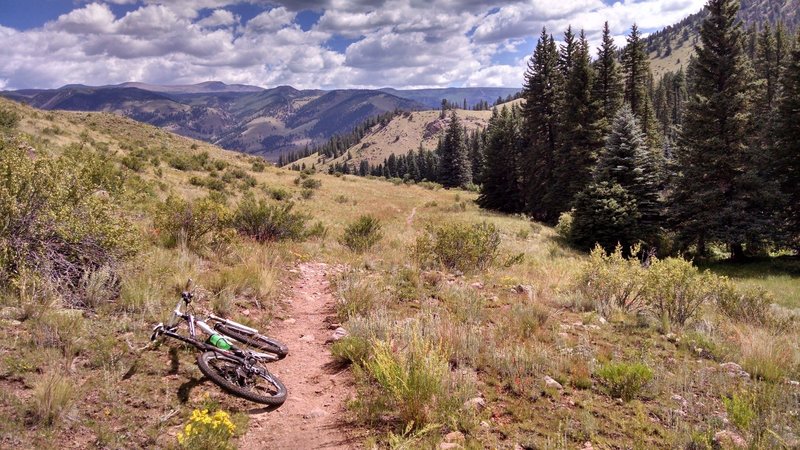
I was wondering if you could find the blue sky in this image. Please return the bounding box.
[0,1,706,90]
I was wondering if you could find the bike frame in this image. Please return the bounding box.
[153,295,277,362]
[207,313,259,335]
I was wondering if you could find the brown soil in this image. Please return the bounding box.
[239,262,358,449]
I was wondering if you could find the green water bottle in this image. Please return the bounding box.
[208,334,232,350]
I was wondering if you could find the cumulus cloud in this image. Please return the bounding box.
[0,0,707,90]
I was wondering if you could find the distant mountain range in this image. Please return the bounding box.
[1,82,519,159]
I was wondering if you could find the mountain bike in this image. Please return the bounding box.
[150,282,287,406]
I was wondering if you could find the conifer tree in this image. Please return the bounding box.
[622,24,661,148]
[593,21,624,134]
[437,111,472,188]
[522,28,564,222]
[478,106,523,212]
[553,31,603,211]
[775,30,800,247]
[595,105,663,242]
[670,0,770,259]
[559,26,576,76]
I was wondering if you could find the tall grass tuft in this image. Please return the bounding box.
[365,336,448,428]
[30,371,75,426]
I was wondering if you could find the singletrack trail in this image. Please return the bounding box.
[239,262,357,449]
[406,206,417,226]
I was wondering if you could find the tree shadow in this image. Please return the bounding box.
[177,377,206,404]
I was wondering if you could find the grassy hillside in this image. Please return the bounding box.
[289,102,525,172]
[1,97,798,449]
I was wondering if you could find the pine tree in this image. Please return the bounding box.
[570,182,640,251]
[554,30,604,211]
[622,24,661,148]
[437,110,472,188]
[478,106,523,212]
[596,105,663,243]
[669,0,770,260]
[559,26,576,76]
[593,21,624,134]
[522,28,564,222]
[775,30,800,247]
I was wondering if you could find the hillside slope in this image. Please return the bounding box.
[1,83,424,160]
[1,94,798,450]
[647,0,800,78]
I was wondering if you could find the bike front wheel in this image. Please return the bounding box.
[196,351,287,406]
[214,324,289,359]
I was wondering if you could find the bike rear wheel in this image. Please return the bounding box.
[214,324,289,359]
[197,351,287,406]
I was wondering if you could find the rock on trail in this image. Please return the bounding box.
[239,262,357,450]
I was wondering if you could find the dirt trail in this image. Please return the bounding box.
[239,262,357,450]
[406,207,417,226]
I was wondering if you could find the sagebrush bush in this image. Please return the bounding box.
[232,193,310,242]
[555,211,573,241]
[340,215,383,253]
[413,221,501,273]
[30,371,75,426]
[595,361,653,401]
[0,139,137,305]
[716,281,773,326]
[153,194,232,249]
[643,257,719,327]
[0,107,20,131]
[579,244,647,316]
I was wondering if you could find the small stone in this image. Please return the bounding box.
[283,318,296,324]
[439,444,461,450]
[543,376,563,390]
[720,362,750,379]
[581,442,594,450]
[513,284,533,297]
[470,282,485,290]
[303,408,327,419]
[299,334,315,342]
[665,333,678,343]
[479,420,490,428]
[598,316,607,325]
[787,380,800,387]
[714,430,747,448]
[444,431,465,443]
[241,309,250,316]
[327,327,348,343]
[463,397,486,411]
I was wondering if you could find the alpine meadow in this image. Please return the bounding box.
[0,0,799,449]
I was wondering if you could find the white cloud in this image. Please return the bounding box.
[0,0,708,90]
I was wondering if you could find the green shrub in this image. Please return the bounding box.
[335,272,381,320]
[365,337,448,427]
[300,188,314,199]
[301,178,322,190]
[0,139,137,304]
[340,215,383,253]
[414,222,501,273]
[555,211,573,241]
[168,151,209,171]
[331,335,371,365]
[716,281,773,325]
[153,195,232,248]
[643,257,719,327]
[251,159,267,172]
[722,390,756,431]
[0,107,20,131]
[232,193,310,242]
[595,361,653,401]
[578,244,647,316]
[268,187,291,201]
[177,409,236,450]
